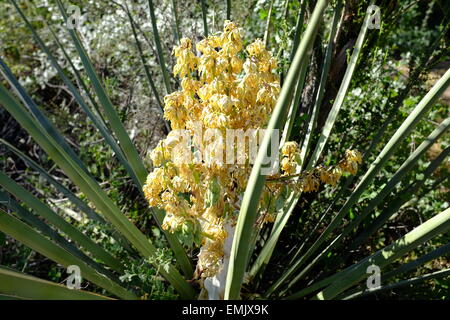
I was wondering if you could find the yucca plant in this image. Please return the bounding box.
[0,0,449,300]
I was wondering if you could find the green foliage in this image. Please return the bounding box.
[0,0,449,300]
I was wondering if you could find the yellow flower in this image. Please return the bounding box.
[246,39,266,56]
[346,149,362,164]
[281,157,296,175]
[162,212,186,231]
[281,141,299,157]
[173,38,198,78]
[301,173,320,192]
[340,149,362,175]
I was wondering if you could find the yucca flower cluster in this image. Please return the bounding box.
[272,146,363,193]
[143,21,362,280]
[144,21,280,278]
